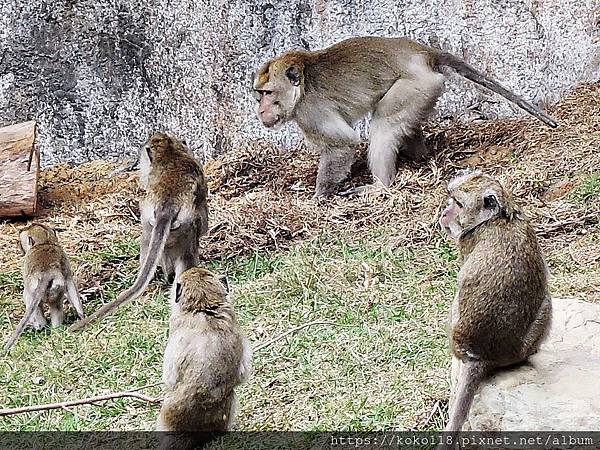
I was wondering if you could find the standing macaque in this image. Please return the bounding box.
[70,133,209,332]
[437,171,552,449]
[3,224,84,354]
[253,36,557,197]
[156,267,252,449]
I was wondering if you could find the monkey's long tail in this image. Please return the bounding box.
[437,360,487,450]
[69,212,173,332]
[3,279,51,355]
[435,52,558,128]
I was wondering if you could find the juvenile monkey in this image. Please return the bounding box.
[156,267,252,449]
[70,133,208,332]
[253,36,558,197]
[437,171,551,449]
[3,224,85,354]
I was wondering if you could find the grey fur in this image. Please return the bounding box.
[156,268,252,448]
[254,37,558,196]
[437,172,552,448]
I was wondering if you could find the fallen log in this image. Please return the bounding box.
[0,121,39,217]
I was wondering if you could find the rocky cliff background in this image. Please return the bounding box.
[0,0,598,165]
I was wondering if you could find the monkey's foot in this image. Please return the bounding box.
[312,188,337,201]
[311,193,333,205]
[339,181,388,197]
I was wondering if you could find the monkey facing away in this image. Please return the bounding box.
[156,267,252,448]
[3,224,85,355]
[70,133,209,332]
[253,36,558,197]
[437,171,551,449]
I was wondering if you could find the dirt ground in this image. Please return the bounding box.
[0,84,598,305]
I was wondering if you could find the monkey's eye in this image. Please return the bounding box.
[453,198,463,208]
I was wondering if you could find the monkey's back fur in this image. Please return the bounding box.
[301,37,434,121]
[142,133,209,273]
[23,243,71,304]
[455,216,550,366]
[158,268,251,433]
[145,135,207,213]
[160,322,245,431]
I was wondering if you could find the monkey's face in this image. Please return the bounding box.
[253,58,303,129]
[439,197,464,239]
[440,172,508,239]
[143,133,174,162]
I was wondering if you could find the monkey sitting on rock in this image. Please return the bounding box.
[437,171,552,449]
[3,224,85,355]
[253,36,557,197]
[156,267,252,449]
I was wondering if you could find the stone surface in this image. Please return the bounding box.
[0,1,598,165]
[453,298,600,431]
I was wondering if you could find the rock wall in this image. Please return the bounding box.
[0,0,598,165]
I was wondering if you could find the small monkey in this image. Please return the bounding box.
[437,171,551,449]
[156,267,252,449]
[3,224,85,354]
[253,36,558,197]
[70,133,208,332]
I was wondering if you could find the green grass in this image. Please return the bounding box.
[0,227,457,432]
[571,173,600,203]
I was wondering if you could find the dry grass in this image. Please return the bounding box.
[2,84,596,297]
[0,83,598,432]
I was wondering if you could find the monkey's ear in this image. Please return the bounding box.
[483,193,500,211]
[219,275,229,294]
[28,236,34,248]
[145,145,153,163]
[174,283,182,303]
[285,66,301,86]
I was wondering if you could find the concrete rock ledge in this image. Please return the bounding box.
[451,298,600,433]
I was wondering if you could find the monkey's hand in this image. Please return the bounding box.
[108,157,140,178]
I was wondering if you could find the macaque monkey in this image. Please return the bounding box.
[70,133,208,332]
[156,267,252,449]
[437,171,551,449]
[3,224,85,354]
[253,36,558,197]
